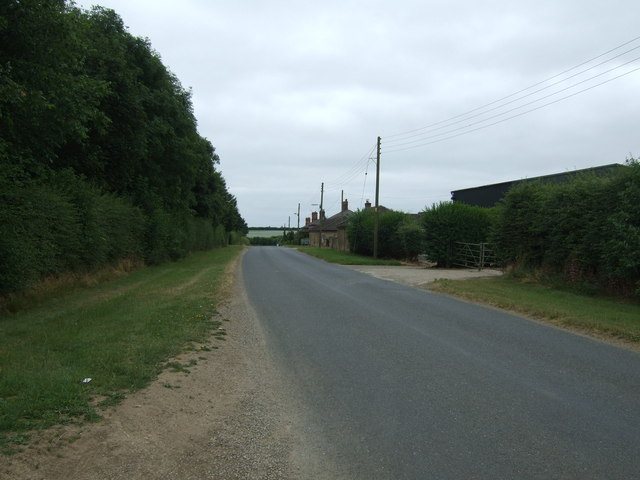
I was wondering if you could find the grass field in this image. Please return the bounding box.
[246,229,284,238]
[0,246,243,454]
[430,276,640,344]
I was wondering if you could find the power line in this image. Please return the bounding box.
[383,65,640,154]
[324,143,376,191]
[384,55,640,151]
[383,34,640,145]
[384,45,640,148]
[359,157,372,208]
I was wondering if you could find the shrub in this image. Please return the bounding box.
[492,161,640,297]
[0,170,146,294]
[396,217,424,261]
[421,202,493,267]
[347,208,375,256]
[347,209,423,260]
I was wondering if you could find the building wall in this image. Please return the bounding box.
[332,228,349,252]
[309,230,349,251]
[309,231,320,247]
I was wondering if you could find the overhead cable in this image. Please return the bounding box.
[383,34,640,148]
[383,65,640,154]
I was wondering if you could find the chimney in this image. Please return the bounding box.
[320,209,326,220]
[312,211,318,222]
[365,199,372,209]
[342,199,349,212]
[305,217,311,226]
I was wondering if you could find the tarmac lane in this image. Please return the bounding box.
[242,246,640,480]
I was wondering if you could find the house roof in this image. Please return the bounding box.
[307,209,353,232]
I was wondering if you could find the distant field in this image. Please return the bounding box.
[246,229,285,238]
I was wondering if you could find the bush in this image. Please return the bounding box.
[396,217,424,261]
[249,237,279,246]
[347,209,422,260]
[228,231,249,245]
[492,161,640,297]
[0,182,77,293]
[0,170,146,294]
[421,202,493,267]
[347,209,375,256]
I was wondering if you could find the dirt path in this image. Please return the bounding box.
[1,253,314,480]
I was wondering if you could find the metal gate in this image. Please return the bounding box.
[454,242,496,270]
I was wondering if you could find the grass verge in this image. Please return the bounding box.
[429,276,640,344]
[0,246,243,454]
[292,246,402,265]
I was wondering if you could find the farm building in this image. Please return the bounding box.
[451,163,624,208]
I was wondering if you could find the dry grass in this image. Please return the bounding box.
[0,258,145,314]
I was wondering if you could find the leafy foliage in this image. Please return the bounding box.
[347,209,422,260]
[421,202,493,267]
[492,161,640,297]
[0,1,247,295]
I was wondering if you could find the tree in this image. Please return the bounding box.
[0,2,248,294]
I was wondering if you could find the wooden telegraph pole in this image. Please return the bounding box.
[373,136,381,258]
[318,182,324,249]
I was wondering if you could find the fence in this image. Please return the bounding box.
[454,242,497,270]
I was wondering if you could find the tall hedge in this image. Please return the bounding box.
[347,209,422,260]
[0,2,247,295]
[492,161,640,296]
[421,202,493,267]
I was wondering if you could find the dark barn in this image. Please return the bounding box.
[451,164,624,208]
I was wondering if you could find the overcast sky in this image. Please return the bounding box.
[81,0,640,227]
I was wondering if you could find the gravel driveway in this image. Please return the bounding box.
[344,265,503,289]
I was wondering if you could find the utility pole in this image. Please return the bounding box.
[297,203,300,230]
[318,182,324,249]
[373,136,381,258]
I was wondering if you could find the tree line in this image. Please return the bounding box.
[0,1,247,295]
[346,161,639,298]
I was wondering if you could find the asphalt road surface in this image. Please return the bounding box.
[242,247,640,479]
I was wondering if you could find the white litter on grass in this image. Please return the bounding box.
[82,378,92,383]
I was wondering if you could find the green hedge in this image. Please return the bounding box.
[0,170,142,293]
[492,161,640,296]
[0,169,235,295]
[421,202,493,267]
[347,209,422,260]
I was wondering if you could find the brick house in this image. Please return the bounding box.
[305,199,353,251]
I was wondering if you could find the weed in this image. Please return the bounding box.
[165,361,196,374]
[97,392,125,409]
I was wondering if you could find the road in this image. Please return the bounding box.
[242,247,640,479]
